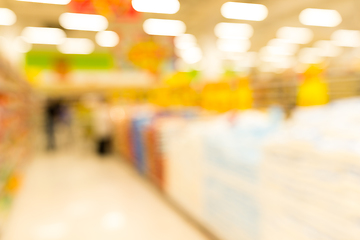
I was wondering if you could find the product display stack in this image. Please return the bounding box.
[261,99,360,240]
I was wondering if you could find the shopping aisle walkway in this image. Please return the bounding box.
[2,151,209,240]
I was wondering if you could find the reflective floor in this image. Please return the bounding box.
[3,150,208,240]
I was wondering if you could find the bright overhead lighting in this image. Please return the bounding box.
[174,34,197,49]
[331,29,360,47]
[59,13,108,31]
[22,27,66,45]
[57,38,94,54]
[260,46,293,63]
[14,36,32,53]
[217,39,251,53]
[215,22,253,40]
[143,19,186,36]
[267,39,299,56]
[0,8,17,26]
[180,46,202,64]
[132,0,180,14]
[96,31,119,47]
[17,0,71,5]
[276,27,313,44]
[299,8,342,27]
[232,52,258,68]
[221,2,268,21]
[272,56,296,69]
[298,47,323,64]
[314,40,341,57]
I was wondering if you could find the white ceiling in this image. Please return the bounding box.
[1,0,360,56]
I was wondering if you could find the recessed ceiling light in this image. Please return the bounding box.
[299,8,342,27]
[277,27,313,44]
[217,39,251,53]
[96,31,119,47]
[298,47,323,64]
[174,34,197,49]
[57,38,95,54]
[143,19,186,36]
[215,22,253,40]
[331,29,360,47]
[221,2,268,21]
[22,27,66,45]
[267,39,299,56]
[132,0,180,14]
[179,47,203,64]
[17,0,71,5]
[59,13,108,31]
[260,46,294,63]
[0,8,16,26]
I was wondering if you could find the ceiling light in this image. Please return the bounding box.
[96,31,119,47]
[22,27,66,45]
[331,29,360,47]
[234,52,258,68]
[59,13,108,31]
[57,38,94,54]
[272,57,296,69]
[14,36,32,53]
[143,19,186,36]
[174,34,197,49]
[0,8,16,26]
[298,47,323,64]
[132,0,180,14]
[215,22,253,40]
[276,27,313,44]
[217,39,251,53]
[221,2,268,21]
[299,8,342,27]
[267,39,299,56]
[17,0,71,5]
[260,47,293,63]
[313,40,341,57]
[180,46,202,64]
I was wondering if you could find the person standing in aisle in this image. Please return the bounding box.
[93,98,113,156]
[45,99,61,151]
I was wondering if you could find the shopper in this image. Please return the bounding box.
[45,99,61,151]
[93,99,113,156]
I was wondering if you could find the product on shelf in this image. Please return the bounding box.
[261,98,360,240]
[113,96,360,240]
[0,55,32,230]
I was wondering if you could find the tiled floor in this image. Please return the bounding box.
[3,150,209,240]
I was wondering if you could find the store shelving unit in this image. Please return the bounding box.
[0,56,31,233]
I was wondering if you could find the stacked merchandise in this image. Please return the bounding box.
[201,108,283,240]
[161,108,284,240]
[0,57,31,230]
[143,123,163,187]
[130,112,153,174]
[143,113,175,189]
[116,112,133,163]
[115,107,202,189]
[261,98,360,240]
[162,117,209,223]
[115,106,286,240]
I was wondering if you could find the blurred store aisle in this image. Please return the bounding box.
[2,150,208,240]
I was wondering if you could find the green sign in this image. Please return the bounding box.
[25,51,115,70]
